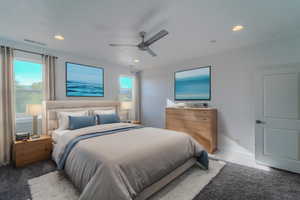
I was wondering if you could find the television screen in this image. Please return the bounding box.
[66,62,104,97]
[175,66,211,101]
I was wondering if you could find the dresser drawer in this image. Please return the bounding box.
[166,116,212,127]
[166,109,214,121]
[166,108,213,116]
[167,119,212,139]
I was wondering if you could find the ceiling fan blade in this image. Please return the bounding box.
[146,47,157,57]
[144,29,169,46]
[109,44,137,47]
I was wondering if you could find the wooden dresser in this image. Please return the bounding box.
[12,135,52,167]
[165,107,217,153]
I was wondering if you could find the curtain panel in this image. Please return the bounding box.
[42,55,56,134]
[0,46,16,165]
[42,55,56,101]
[132,71,141,121]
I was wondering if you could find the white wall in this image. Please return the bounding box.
[0,38,132,101]
[141,36,300,154]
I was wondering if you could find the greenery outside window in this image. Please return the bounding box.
[14,59,43,134]
[119,76,133,101]
[119,76,133,120]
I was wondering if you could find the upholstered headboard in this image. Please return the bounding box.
[42,100,120,135]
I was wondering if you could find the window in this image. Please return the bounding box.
[14,59,43,134]
[119,76,133,101]
[119,76,134,121]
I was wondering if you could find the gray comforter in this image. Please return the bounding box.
[52,123,208,200]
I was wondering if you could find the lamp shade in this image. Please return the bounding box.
[26,104,42,116]
[121,101,132,110]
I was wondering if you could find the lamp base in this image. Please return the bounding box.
[32,115,38,135]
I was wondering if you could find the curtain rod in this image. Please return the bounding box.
[13,48,58,59]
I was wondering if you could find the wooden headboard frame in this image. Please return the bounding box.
[42,100,120,135]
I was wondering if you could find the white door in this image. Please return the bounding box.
[255,64,300,173]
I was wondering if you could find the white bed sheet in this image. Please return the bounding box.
[52,129,71,143]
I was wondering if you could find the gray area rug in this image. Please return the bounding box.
[28,160,225,200]
[194,162,300,200]
[1,159,300,200]
[0,160,56,200]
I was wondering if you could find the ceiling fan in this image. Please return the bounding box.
[109,29,169,57]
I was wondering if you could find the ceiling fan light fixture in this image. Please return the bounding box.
[54,34,65,40]
[133,59,140,63]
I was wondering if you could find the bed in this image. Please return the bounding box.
[43,100,209,200]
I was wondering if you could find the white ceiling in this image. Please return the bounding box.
[1,0,300,69]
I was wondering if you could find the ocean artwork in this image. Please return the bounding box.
[175,67,211,100]
[66,62,104,97]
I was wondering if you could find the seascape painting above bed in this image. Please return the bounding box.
[175,66,211,101]
[66,62,104,97]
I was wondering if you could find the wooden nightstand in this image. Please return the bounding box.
[131,120,141,125]
[12,135,52,167]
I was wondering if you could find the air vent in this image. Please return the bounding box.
[24,39,47,46]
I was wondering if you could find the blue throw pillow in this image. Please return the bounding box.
[68,116,96,130]
[97,114,120,124]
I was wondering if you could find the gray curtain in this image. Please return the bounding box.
[132,71,141,121]
[42,55,56,101]
[0,46,16,165]
[42,55,56,134]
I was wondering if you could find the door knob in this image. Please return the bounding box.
[255,120,265,124]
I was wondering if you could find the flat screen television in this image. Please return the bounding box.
[66,62,104,97]
[175,66,211,101]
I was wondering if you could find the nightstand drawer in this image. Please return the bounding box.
[15,151,51,167]
[15,145,51,157]
[15,141,51,151]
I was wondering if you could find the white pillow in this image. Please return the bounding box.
[93,109,116,115]
[57,110,88,130]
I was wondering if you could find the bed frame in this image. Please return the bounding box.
[42,100,120,135]
[42,100,197,200]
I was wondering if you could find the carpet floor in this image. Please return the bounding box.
[1,160,300,200]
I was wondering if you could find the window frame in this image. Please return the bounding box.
[13,56,44,134]
[13,58,44,114]
[118,75,134,102]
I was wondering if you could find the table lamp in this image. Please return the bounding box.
[26,104,42,135]
[121,101,132,121]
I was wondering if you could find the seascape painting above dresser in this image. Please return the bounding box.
[175,66,211,101]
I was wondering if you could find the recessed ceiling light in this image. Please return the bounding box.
[232,25,244,32]
[133,59,140,63]
[54,34,64,40]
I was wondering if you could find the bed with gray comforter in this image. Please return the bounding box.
[52,123,208,200]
